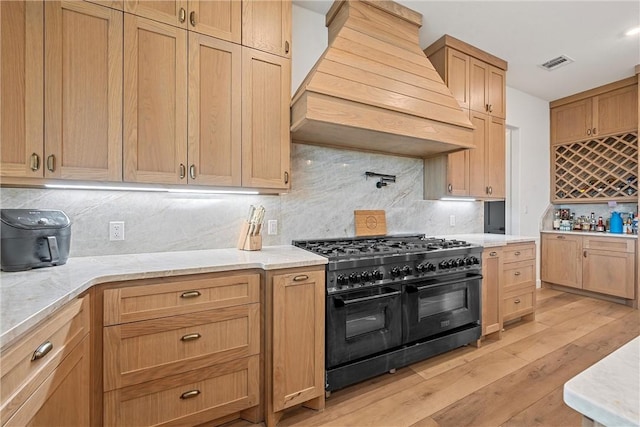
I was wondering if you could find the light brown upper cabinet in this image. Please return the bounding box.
[551,79,638,145]
[242,48,291,189]
[424,35,507,200]
[1,1,122,182]
[124,0,241,43]
[123,15,187,184]
[0,0,43,178]
[242,0,291,58]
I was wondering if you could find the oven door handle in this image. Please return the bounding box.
[334,290,401,307]
[407,273,483,292]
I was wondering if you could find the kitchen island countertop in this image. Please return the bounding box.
[0,246,327,350]
[564,336,640,427]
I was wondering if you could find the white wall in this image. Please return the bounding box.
[506,86,550,237]
[291,4,327,93]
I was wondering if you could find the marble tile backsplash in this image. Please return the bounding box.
[1,144,483,256]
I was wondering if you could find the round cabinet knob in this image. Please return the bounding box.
[336,275,347,287]
[349,272,360,283]
[438,261,449,270]
[391,267,401,277]
[402,266,412,276]
[361,271,370,281]
[373,270,384,280]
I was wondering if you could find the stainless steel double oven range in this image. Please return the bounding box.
[293,234,483,393]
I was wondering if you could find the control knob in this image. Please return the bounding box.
[464,257,474,266]
[361,271,371,281]
[470,256,480,265]
[426,263,436,272]
[438,260,449,270]
[402,265,412,276]
[390,267,401,277]
[349,272,360,283]
[336,274,347,287]
[455,258,464,267]
[372,270,384,280]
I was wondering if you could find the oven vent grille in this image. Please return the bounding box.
[539,55,574,71]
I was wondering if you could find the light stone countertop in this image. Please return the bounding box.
[564,336,640,427]
[541,230,638,239]
[0,246,327,350]
[435,233,538,248]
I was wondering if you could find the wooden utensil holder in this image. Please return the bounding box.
[237,221,262,251]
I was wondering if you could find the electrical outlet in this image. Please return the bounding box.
[267,220,278,235]
[449,215,455,226]
[109,221,125,241]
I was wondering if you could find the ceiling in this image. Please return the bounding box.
[292,1,640,102]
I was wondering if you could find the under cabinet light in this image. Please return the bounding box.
[44,184,258,195]
[440,197,477,202]
[625,26,640,36]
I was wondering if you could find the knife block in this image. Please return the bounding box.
[237,220,262,251]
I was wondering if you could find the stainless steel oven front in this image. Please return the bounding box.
[325,284,403,369]
[401,272,481,343]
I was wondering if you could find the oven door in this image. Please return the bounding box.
[402,273,481,344]
[326,285,402,368]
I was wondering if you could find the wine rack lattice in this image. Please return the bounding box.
[553,132,638,202]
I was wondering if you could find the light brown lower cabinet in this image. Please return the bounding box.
[265,267,325,427]
[0,295,90,427]
[481,248,502,338]
[542,233,636,300]
[501,242,536,323]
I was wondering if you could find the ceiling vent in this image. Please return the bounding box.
[539,55,574,71]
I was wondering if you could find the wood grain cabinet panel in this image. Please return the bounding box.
[541,233,583,289]
[190,0,241,43]
[45,0,123,181]
[481,248,502,337]
[123,14,187,184]
[188,33,241,186]
[501,242,536,324]
[104,355,259,427]
[0,296,90,426]
[0,1,44,178]
[124,0,187,29]
[550,98,592,145]
[593,84,638,137]
[103,304,260,391]
[242,0,291,58]
[242,48,291,189]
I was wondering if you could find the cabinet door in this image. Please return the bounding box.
[446,149,470,196]
[593,85,638,138]
[188,33,241,186]
[124,0,187,29]
[272,270,324,412]
[486,116,505,198]
[0,1,43,178]
[44,1,122,181]
[487,65,506,119]
[481,249,502,336]
[446,48,470,110]
[583,249,635,299]
[541,234,582,288]
[550,99,592,145]
[469,111,488,197]
[242,48,290,189]
[123,15,187,184]
[242,0,291,58]
[4,337,90,427]
[469,58,488,115]
[189,0,241,43]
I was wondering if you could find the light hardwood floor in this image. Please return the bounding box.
[225,288,640,427]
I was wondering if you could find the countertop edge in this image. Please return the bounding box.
[540,230,638,239]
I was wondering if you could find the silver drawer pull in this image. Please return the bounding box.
[180,390,200,399]
[180,291,201,299]
[489,251,497,257]
[31,341,53,361]
[514,271,521,276]
[181,333,201,342]
[514,251,521,256]
[514,298,521,304]
[293,275,309,282]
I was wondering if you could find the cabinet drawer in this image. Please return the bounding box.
[0,296,90,422]
[582,236,635,253]
[104,303,260,391]
[104,272,260,325]
[503,243,535,263]
[503,291,535,321]
[104,355,260,427]
[503,260,535,292]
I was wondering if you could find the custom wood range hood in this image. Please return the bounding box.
[290,0,475,158]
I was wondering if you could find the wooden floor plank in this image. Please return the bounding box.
[535,292,581,314]
[500,386,581,427]
[535,297,607,326]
